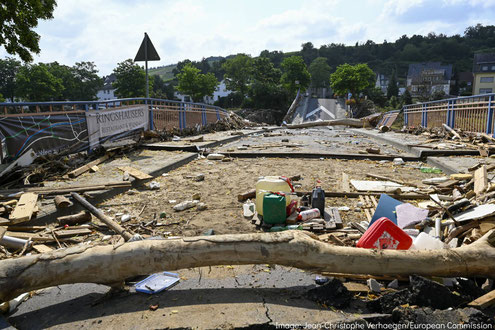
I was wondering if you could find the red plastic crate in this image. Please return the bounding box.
[357,217,412,250]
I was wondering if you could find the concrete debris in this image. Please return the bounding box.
[207,153,225,160]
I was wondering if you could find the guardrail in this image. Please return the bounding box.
[403,93,495,134]
[0,98,229,163]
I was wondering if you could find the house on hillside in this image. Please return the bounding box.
[406,62,453,97]
[96,74,118,102]
[375,73,389,94]
[175,80,232,104]
[473,53,495,95]
[457,72,473,95]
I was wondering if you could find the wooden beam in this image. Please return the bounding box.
[0,182,131,198]
[8,193,38,224]
[342,173,350,193]
[474,165,488,196]
[468,289,495,309]
[67,153,111,178]
[118,166,152,180]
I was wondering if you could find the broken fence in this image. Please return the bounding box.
[0,98,228,162]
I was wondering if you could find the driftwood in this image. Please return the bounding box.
[285,118,368,129]
[0,230,494,302]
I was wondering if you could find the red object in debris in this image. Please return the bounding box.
[286,200,298,216]
[356,217,412,250]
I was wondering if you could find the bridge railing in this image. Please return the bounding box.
[0,98,229,163]
[403,93,495,134]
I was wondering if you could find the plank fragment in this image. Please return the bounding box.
[118,166,152,180]
[468,289,495,309]
[8,193,38,224]
[474,165,488,196]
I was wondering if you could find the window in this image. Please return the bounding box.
[480,77,494,83]
[482,66,489,71]
[492,66,495,70]
[479,88,493,94]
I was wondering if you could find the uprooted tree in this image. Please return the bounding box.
[1,230,494,302]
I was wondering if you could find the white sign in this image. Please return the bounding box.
[86,105,149,149]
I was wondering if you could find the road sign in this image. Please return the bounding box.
[134,33,160,62]
[134,33,160,99]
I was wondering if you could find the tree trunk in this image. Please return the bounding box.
[285,118,368,129]
[0,230,494,302]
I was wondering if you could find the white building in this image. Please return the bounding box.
[96,74,118,102]
[175,80,231,104]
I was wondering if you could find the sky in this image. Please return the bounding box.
[1,0,495,76]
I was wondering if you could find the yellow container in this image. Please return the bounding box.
[255,176,292,216]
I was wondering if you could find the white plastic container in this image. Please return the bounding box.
[255,176,292,216]
[411,232,446,250]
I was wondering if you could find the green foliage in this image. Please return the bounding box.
[0,0,57,62]
[151,75,176,100]
[280,56,310,96]
[309,57,331,88]
[259,50,285,68]
[222,54,253,95]
[176,63,218,102]
[0,57,21,101]
[387,71,399,99]
[366,87,387,108]
[113,59,148,98]
[300,42,318,66]
[402,89,413,105]
[16,63,63,101]
[70,62,103,101]
[330,63,375,102]
[0,93,4,102]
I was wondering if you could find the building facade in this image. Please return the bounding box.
[96,74,118,102]
[473,53,495,95]
[406,62,453,97]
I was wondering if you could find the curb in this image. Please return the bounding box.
[349,128,463,174]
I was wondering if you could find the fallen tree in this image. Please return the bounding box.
[0,230,494,302]
[285,118,369,129]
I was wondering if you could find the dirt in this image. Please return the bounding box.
[95,157,444,238]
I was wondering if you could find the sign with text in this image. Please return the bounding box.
[86,105,149,149]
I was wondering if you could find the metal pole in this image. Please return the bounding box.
[145,33,149,99]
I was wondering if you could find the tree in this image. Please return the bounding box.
[366,87,387,108]
[16,63,63,101]
[112,59,148,98]
[300,42,318,66]
[387,71,399,99]
[0,0,57,62]
[309,57,331,88]
[176,63,218,102]
[222,54,252,95]
[330,63,375,104]
[280,56,311,96]
[248,57,286,109]
[0,57,21,101]
[402,89,413,105]
[70,62,103,101]
[45,62,75,100]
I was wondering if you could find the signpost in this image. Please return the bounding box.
[134,32,160,99]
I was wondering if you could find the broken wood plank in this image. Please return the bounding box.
[54,228,92,238]
[344,282,370,294]
[0,182,131,198]
[32,244,53,254]
[295,191,431,200]
[67,153,111,178]
[0,227,5,240]
[117,166,152,180]
[71,193,133,241]
[237,189,256,202]
[474,165,488,196]
[8,193,38,224]
[342,173,350,193]
[4,231,54,242]
[437,180,458,189]
[468,289,495,309]
[6,226,45,232]
[370,196,378,208]
[443,123,461,139]
[366,173,418,188]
